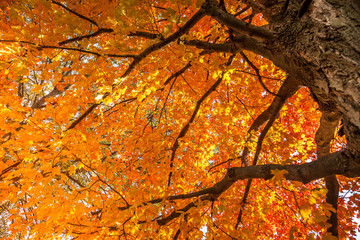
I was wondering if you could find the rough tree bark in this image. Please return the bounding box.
[188,0,360,237]
[91,0,360,236]
[228,0,360,236]
[3,0,359,238]
[257,0,360,154]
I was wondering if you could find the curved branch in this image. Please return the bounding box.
[154,150,360,226]
[121,8,206,79]
[128,31,164,40]
[181,36,270,59]
[51,0,99,27]
[58,28,114,46]
[38,45,136,58]
[181,39,238,53]
[167,74,224,186]
[315,110,341,237]
[211,76,300,169]
[241,76,300,166]
[235,95,285,228]
[249,76,300,132]
[167,55,235,186]
[235,76,300,227]
[240,51,279,97]
[204,0,273,41]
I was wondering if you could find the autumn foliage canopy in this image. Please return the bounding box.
[0,0,359,239]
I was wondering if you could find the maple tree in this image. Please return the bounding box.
[1,0,359,239]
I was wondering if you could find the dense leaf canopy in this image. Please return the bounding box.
[0,0,359,239]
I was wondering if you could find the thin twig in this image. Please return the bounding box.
[240,51,279,97]
[167,55,235,186]
[52,0,99,27]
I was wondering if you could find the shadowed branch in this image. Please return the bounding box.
[315,110,341,237]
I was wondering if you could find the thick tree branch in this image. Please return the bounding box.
[230,151,360,182]
[58,28,114,46]
[128,31,164,40]
[121,8,206,79]
[315,110,341,237]
[315,111,341,157]
[210,77,300,169]
[252,94,285,167]
[204,0,273,41]
[249,76,300,132]
[181,35,270,59]
[240,76,300,166]
[154,150,360,226]
[181,39,238,53]
[324,175,339,235]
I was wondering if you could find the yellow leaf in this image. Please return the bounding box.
[300,204,312,220]
[104,96,113,105]
[68,165,76,175]
[78,163,84,169]
[270,169,288,183]
[323,202,336,213]
[32,84,42,94]
[308,196,317,204]
[137,93,146,101]
[312,188,327,199]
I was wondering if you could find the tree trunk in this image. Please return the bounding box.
[256,0,360,155]
[254,0,360,236]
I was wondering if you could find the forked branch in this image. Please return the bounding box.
[235,76,300,227]
[151,150,359,226]
[121,8,206,79]
[240,51,278,97]
[167,55,235,186]
[204,0,273,41]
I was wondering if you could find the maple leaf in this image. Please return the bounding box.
[0,0,359,239]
